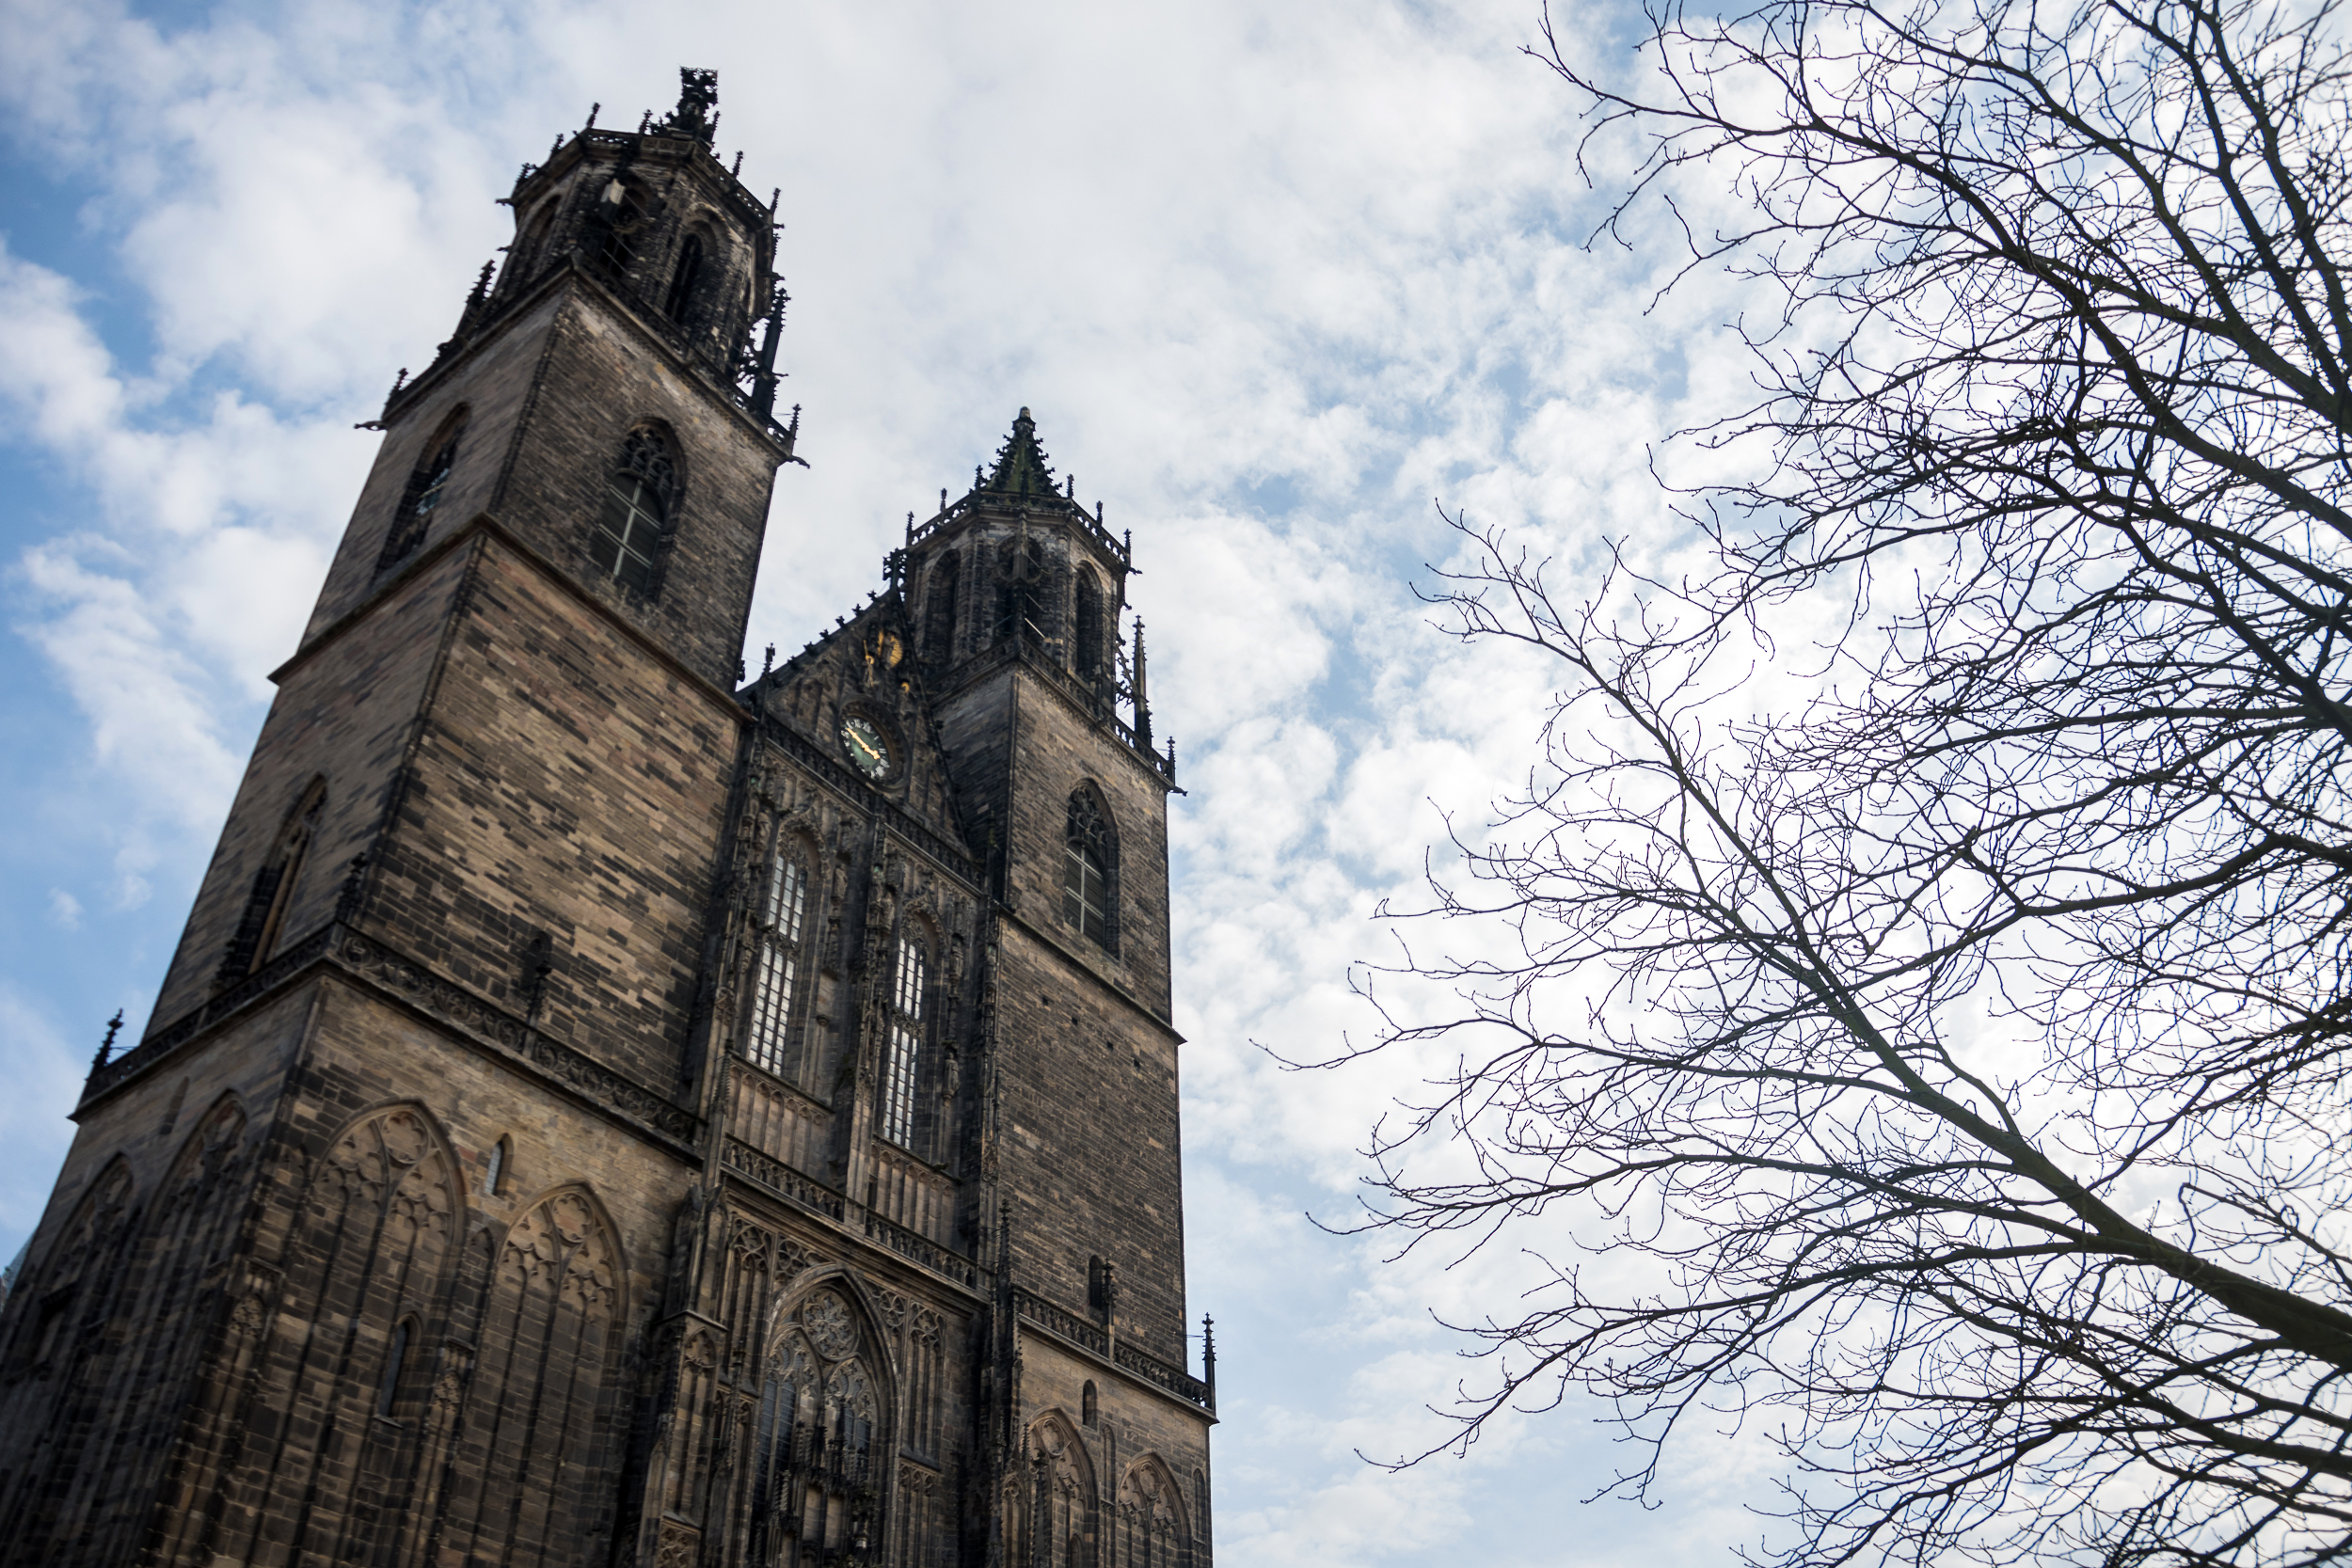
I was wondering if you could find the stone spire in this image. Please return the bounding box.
[983,406,1061,499]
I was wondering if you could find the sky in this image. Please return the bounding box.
[0,1,1788,1562]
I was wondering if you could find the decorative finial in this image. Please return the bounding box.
[639,109,652,133]
[585,102,599,129]
[660,68,720,146]
[770,186,780,213]
[975,463,983,489]
[762,642,775,677]
[940,487,948,515]
[1066,474,1075,499]
[906,510,915,547]
[92,1010,124,1070]
[733,150,743,175]
[549,134,563,157]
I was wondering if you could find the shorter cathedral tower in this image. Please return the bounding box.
[0,71,1213,1568]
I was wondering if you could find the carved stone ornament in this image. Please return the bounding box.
[803,1291,859,1360]
[655,1520,700,1568]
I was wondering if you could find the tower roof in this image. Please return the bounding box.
[984,407,1060,499]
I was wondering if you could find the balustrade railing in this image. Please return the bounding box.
[1010,1286,1109,1356]
[723,1137,847,1221]
[1009,1287,1214,1410]
[861,1208,980,1289]
[1113,1339,1215,1411]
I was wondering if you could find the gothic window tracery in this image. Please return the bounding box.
[220,775,327,988]
[879,930,927,1149]
[743,835,809,1081]
[749,1291,889,1566]
[7,1156,134,1376]
[439,1185,623,1567]
[378,408,468,572]
[1063,784,1119,953]
[196,1103,458,1566]
[1017,1414,1096,1568]
[591,428,677,594]
[1116,1458,1189,1568]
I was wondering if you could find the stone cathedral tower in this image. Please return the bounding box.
[0,71,1215,1568]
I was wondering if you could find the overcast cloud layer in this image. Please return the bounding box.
[0,2,1784,1561]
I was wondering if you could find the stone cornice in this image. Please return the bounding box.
[79,922,702,1157]
[274,513,752,724]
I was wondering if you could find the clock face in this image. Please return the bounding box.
[840,714,893,781]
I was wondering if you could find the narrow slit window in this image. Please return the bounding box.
[662,233,705,323]
[743,853,805,1078]
[1074,570,1104,681]
[880,935,925,1148]
[925,552,961,662]
[377,1319,410,1417]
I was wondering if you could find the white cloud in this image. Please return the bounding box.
[0,2,1800,1562]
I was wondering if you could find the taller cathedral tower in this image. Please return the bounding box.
[0,72,1213,1568]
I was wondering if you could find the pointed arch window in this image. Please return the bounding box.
[220,777,326,987]
[595,178,646,276]
[591,429,676,594]
[749,1361,800,1560]
[743,845,806,1080]
[880,932,927,1148]
[1074,569,1104,683]
[376,411,467,572]
[662,232,707,324]
[506,201,557,289]
[1063,785,1118,953]
[925,551,961,663]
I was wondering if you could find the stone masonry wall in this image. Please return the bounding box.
[485,284,780,690]
[146,546,472,1034]
[300,290,561,646]
[361,534,745,1096]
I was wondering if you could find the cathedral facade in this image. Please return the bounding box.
[0,71,1214,1568]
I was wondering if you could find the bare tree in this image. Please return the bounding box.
[1348,0,2352,1562]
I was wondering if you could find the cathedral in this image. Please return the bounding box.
[0,71,1214,1568]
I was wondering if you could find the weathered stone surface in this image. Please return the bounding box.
[0,85,1213,1568]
